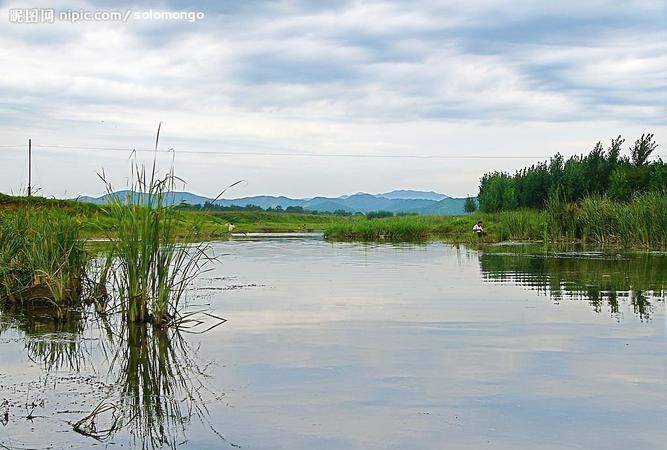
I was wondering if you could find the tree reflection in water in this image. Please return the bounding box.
[479,247,666,320]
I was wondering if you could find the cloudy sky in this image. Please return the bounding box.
[1,0,665,199]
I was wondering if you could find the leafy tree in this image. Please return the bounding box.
[608,168,630,201]
[464,196,477,213]
[478,172,517,212]
[477,134,664,211]
[631,133,657,167]
[607,135,624,165]
[366,210,394,219]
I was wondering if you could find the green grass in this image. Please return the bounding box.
[325,193,667,248]
[0,192,359,315]
[325,216,431,241]
[547,191,667,248]
[1,193,352,237]
[202,209,353,233]
[0,206,87,306]
[325,213,546,243]
[98,159,216,326]
[0,190,663,315]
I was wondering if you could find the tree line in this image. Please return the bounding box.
[477,134,665,212]
[178,202,359,216]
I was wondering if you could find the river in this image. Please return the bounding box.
[1,236,664,449]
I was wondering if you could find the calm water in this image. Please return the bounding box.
[1,237,665,449]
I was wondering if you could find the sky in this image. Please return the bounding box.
[0,0,665,199]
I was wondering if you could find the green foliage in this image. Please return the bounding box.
[543,192,667,248]
[366,210,395,219]
[326,216,429,241]
[492,210,546,241]
[631,133,658,167]
[478,172,517,212]
[478,134,663,210]
[464,196,478,213]
[0,207,87,305]
[326,193,666,248]
[100,161,212,326]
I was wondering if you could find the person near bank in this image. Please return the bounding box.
[473,221,486,237]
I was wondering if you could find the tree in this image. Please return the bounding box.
[366,210,394,219]
[464,196,477,213]
[607,135,625,164]
[631,133,657,167]
[476,134,664,211]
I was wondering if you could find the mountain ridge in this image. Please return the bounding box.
[75,190,470,215]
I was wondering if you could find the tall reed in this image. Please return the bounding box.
[547,191,667,248]
[100,126,212,326]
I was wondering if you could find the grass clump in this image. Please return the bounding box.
[325,216,430,241]
[0,207,87,305]
[491,210,547,242]
[100,128,212,326]
[551,191,667,248]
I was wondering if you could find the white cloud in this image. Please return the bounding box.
[0,0,665,197]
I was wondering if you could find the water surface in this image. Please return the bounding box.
[1,238,665,449]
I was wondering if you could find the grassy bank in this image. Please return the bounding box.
[3,192,664,248]
[0,207,87,306]
[0,192,359,314]
[0,193,350,237]
[325,193,667,248]
[324,212,544,243]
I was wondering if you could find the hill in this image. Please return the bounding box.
[75,190,469,215]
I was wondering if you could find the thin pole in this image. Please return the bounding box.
[28,139,32,197]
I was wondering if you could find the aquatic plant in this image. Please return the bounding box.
[491,209,546,241]
[99,125,213,326]
[325,192,666,248]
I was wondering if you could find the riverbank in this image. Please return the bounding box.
[323,212,543,243]
[0,193,352,237]
[324,193,667,248]
[2,192,665,247]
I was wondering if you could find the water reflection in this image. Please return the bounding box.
[0,305,223,450]
[0,303,86,371]
[111,324,218,450]
[480,247,667,319]
[1,241,665,450]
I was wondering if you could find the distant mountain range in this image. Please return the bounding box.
[76,189,470,215]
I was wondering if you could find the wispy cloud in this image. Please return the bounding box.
[0,0,665,197]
